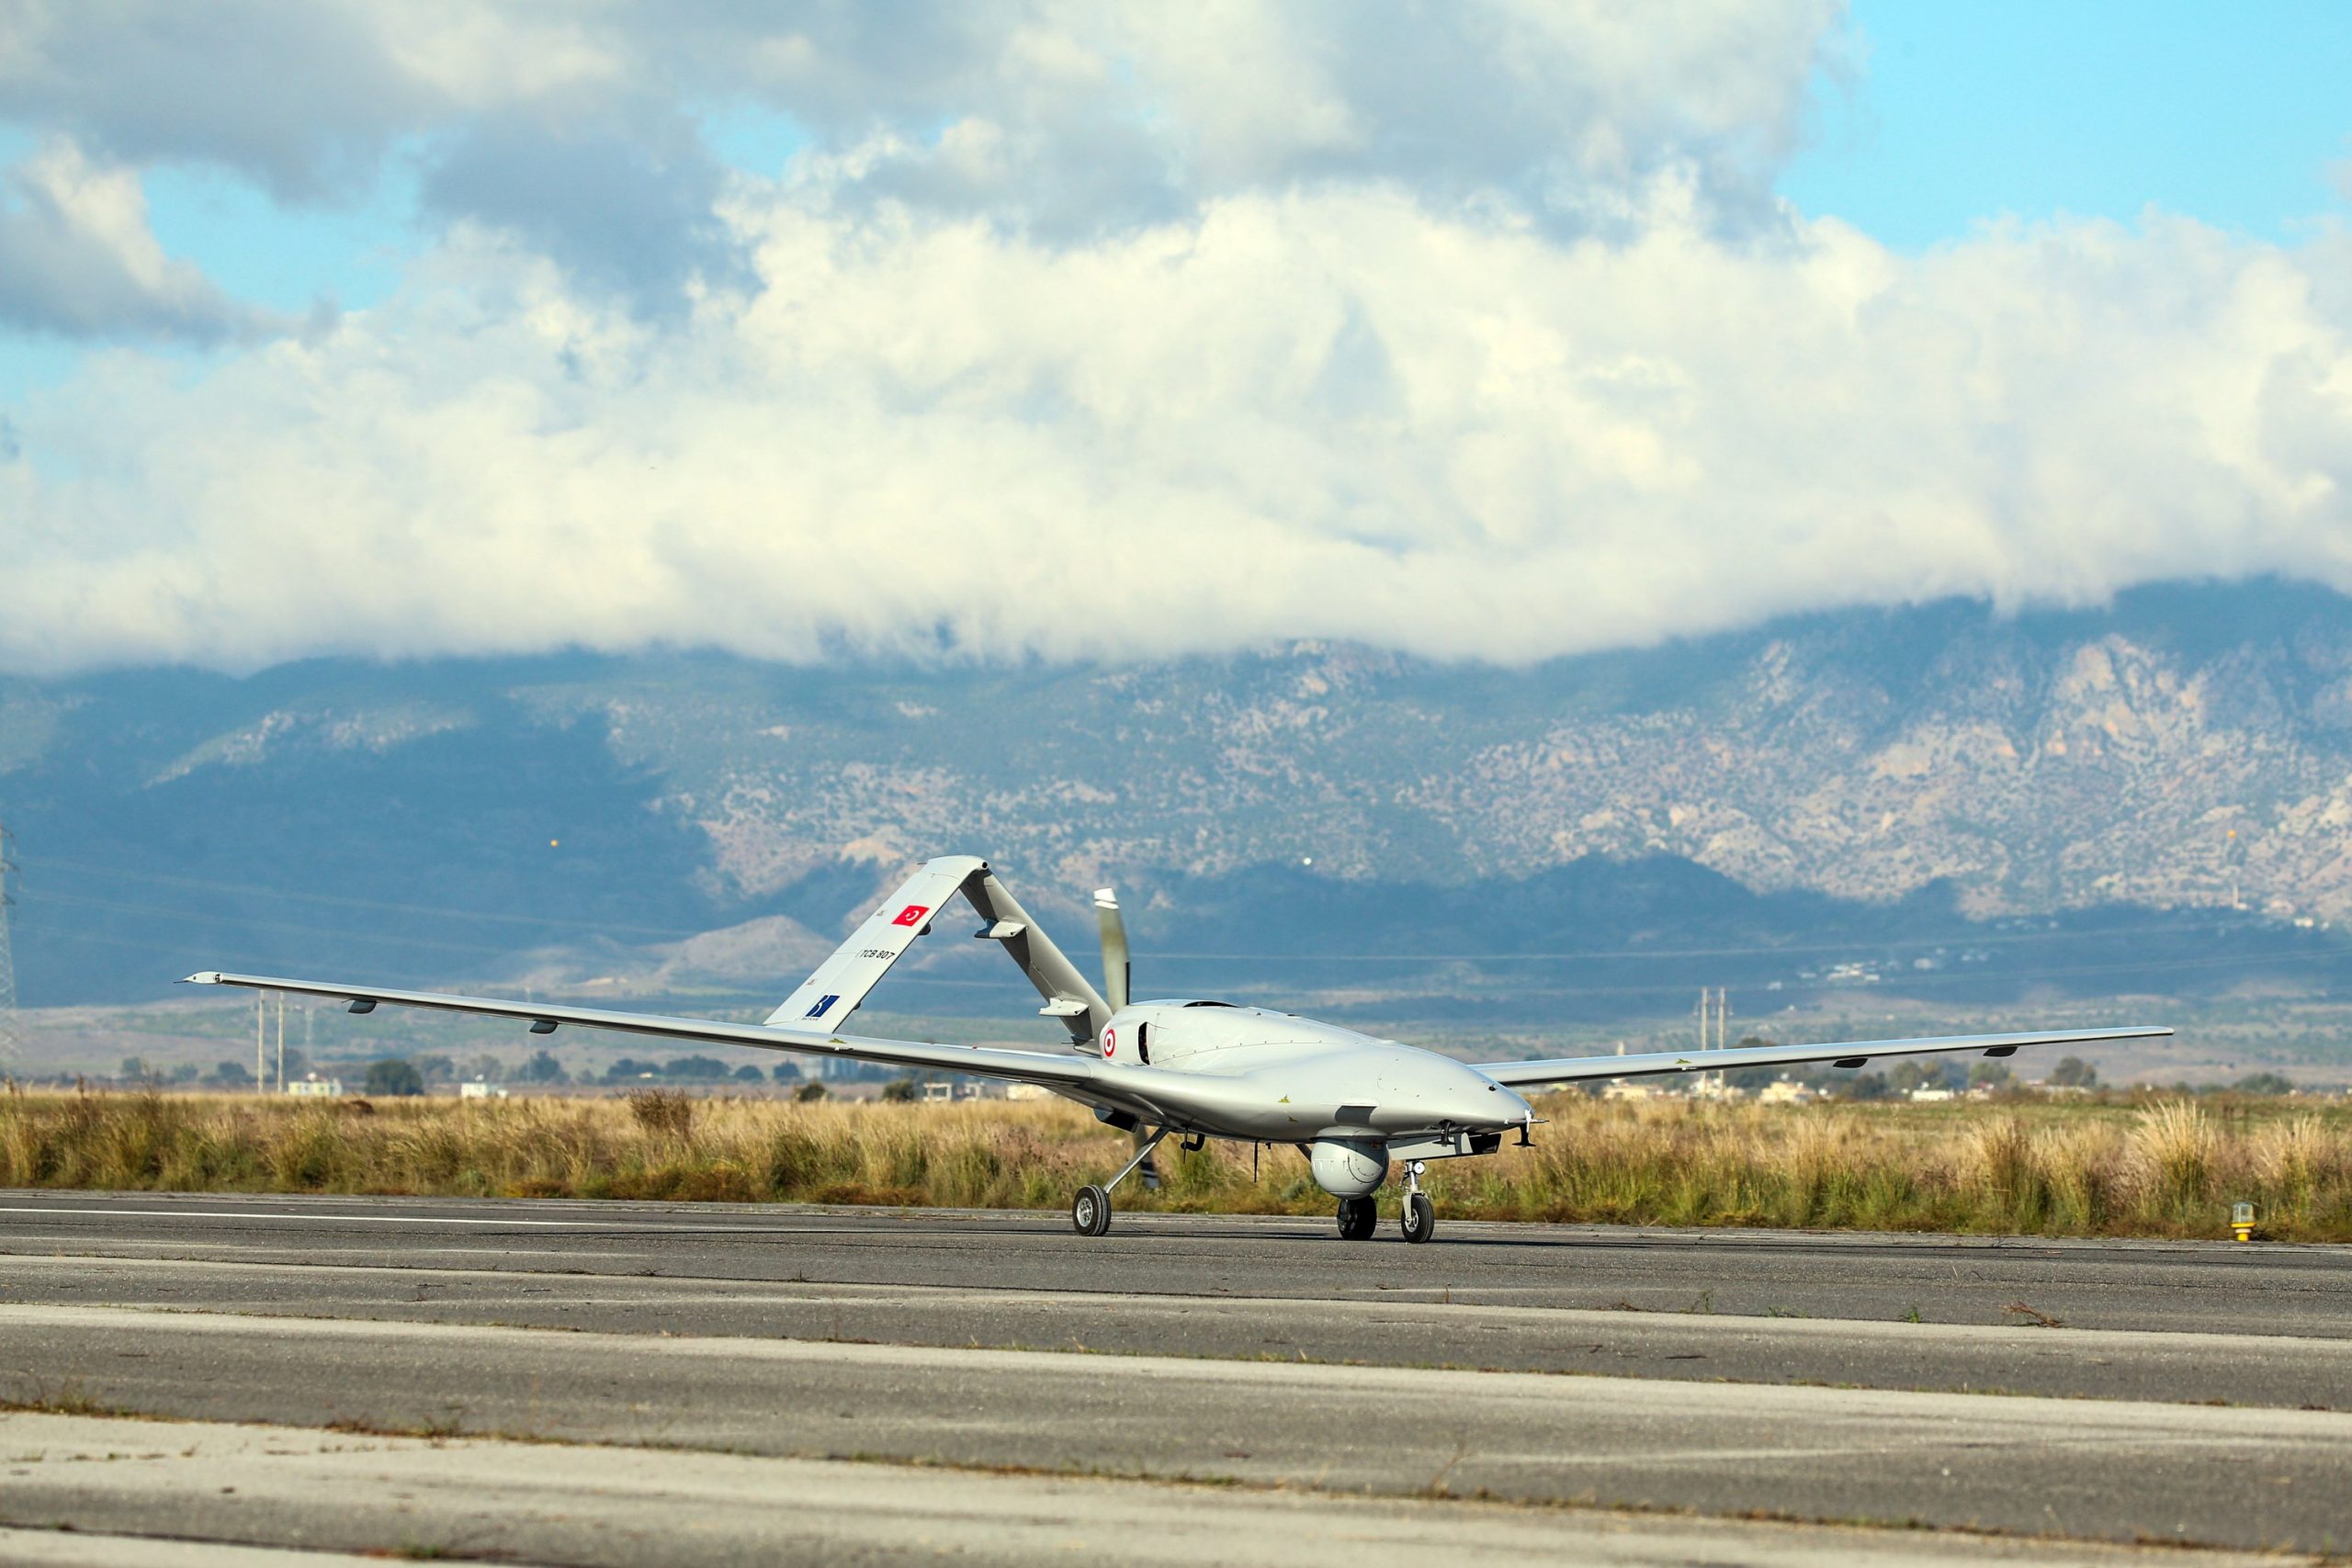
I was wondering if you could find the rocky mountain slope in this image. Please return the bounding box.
[5,579,2352,1007]
[538,579,2352,922]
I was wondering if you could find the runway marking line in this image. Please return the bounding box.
[6,1251,2352,1360]
[9,1301,2352,1450]
[0,1205,744,1231]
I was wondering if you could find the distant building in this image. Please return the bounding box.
[1602,1081,1664,1102]
[1757,1080,1816,1106]
[459,1081,509,1100]
[920,1079,1002,1102]
[1907,1086,1957,1102]
[1003,1082,1052,1100]
[286,1077,343,1098]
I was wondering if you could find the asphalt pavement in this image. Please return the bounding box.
[2,1190,2347,1562]
[2,1413,2307,1568]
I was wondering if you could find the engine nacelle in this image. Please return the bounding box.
[1309,1136,1388,1198]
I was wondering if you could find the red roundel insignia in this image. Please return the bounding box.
[1102,1027,1116,1058]
[892,904,931,927]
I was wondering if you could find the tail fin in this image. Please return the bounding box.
[765,855,986,1029]
[964,870,1111,1045]
[764,855,1112,1046]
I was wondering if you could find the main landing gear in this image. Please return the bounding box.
[1071,1127,1170,1236]
[1332,1161,1438,1243]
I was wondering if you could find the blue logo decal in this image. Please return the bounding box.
[804,994,839,1020]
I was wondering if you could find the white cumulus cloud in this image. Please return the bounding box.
[0,137,286,339]
[2,2,2348,674]
[3,182,2348,672]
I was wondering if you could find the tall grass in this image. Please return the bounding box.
[3,1088,2348,1240]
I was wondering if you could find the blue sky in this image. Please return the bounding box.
[1787,2,2352,247]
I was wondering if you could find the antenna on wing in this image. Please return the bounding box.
[1093,887,1129,1012]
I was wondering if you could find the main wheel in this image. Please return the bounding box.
[1336,1195,1377,1240]
[1071,1183,1112,1236]
[1399,1191,1436,1244]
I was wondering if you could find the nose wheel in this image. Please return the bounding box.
[1399,1160,1436,1244]
[1335,1195,1378,1240]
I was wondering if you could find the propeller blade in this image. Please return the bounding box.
[1095,885,1154,1182]
[1093,886,1129,1013]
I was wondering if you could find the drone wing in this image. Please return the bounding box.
[183,968,1111,1090]
[1473,1025,2171,1088]
[185,854,1132,1094]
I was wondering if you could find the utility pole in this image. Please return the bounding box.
[254,990,266,1092]
[1695,987,1729,1047]
[0,824,19,1071]
[1694,987,1730,1092]
[275,991,286,1092]
[1716,988,1731,1092]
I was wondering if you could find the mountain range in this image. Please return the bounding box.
[6,577,2352,1018]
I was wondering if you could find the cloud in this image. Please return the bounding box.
[0,1,605,200]
[420,103,746,310]
[5,1,2347,676]
[661,0,1848,237]
[1,3,1848,277]
[0,138,284,339]
[3,187,2348,674]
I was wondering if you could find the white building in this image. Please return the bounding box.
[286,1077,343,1098]
[459,1081,509,1100]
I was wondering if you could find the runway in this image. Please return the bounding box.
[3,1191,2348,1563]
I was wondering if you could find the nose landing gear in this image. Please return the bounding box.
[1399,1160,1436,1244]
[1336,1160,1438,1242]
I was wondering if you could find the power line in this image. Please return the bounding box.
[30,857,717,939]
[31,856,2320,964]
[1141,914,2324,964]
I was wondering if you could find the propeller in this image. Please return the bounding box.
[1093,885,1157,1189]
[1093,887,1129,1012]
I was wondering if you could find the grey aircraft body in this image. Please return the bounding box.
[190,853,2168,1242]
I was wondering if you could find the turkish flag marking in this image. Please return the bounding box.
[892,904,931,928]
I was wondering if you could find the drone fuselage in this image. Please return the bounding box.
[1085,1000,1533,1162]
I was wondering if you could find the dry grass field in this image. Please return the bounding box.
[4,1087,2349,1241]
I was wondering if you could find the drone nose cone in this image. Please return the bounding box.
[1472,1083,1532,1129]
[1439,1070,1527,1130]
